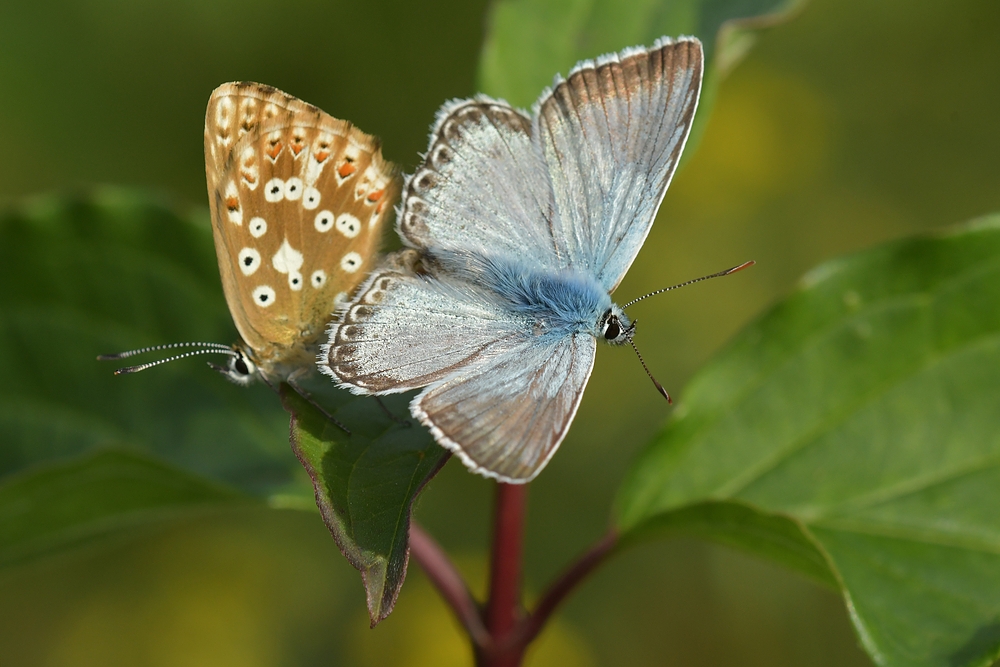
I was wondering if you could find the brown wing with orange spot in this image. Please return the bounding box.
[204,82,399,372]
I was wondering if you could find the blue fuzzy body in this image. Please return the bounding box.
[430,249,623,342]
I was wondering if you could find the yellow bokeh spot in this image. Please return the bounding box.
[44,533,283,667]
[352,554,596,667]
[673,63,832,218]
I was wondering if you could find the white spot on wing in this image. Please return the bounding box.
[265,178,284,202]
[239,146,259,190]
[215,97,234,130]
[289,271,303,291]
[336,214,361,238]
[311,269,327,288]
[284,177,303,201]
[302,187,321,210]
[238,248,261,276]
[252,285,276,307]
[315,210,334,233]
[333,291,348,307]
[272,239,304,274]
[239,97,257,129]
[249,217,267,238]
[304,149,330,184]
[340,251,362,273]
[356,166,380,199]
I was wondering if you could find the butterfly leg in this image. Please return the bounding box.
[281,376,352,435]
[373,396,412,427]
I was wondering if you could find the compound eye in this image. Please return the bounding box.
[234,356,250,375]
[604,318,621,340]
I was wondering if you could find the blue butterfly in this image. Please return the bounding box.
[321,37,706,482]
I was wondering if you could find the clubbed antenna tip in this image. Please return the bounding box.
[625,322,671,404]
[622,260,755,309]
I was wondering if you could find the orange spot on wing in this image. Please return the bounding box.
[376,201,386,214]
[266,142,283,159]
[226,196,240,211]
[291,143,304,156]
[315,150,330,163]
[338,162,357,178]
[242,173,257,185]
[366,188,385,203]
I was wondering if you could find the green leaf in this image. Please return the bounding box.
[617,214,1000,667]
[478,0,805,149]
[619,499,838,590]
[0,449,247,568]
[281,386,449,626]
[0,189,454,622]
[0,188,294,497]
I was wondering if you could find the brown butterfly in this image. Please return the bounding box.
[101,82,399,419]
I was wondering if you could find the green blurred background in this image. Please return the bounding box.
[1,0,999,665]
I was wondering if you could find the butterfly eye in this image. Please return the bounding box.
[233,356,250,375]
[604,318,621,340]
[228,350,256,380]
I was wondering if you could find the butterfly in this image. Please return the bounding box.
[102,82,398,415]
[320,37,712,482]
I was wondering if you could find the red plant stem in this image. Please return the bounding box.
[514,528,618,647]
[413,485,619,667]
[480,482,528,666]
[409,522,491,648]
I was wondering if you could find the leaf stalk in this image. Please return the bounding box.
[411,483,619,666]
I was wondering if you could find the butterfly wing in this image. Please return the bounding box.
[398,98,564,270]
[324,250,530,393]
[322,250,596,483]
[411,333,595,483]
[325,37,703,481]
[205,82,399,373]
[534,37,703,291]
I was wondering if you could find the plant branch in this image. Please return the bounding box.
[515,528,619,647]
[409,522,491,647]
[412,485,618,667]
[479,482,528,666]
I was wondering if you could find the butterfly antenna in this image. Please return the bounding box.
[625,323,672,404]
[622,261,755,309]
[110,348,238,375]
[97,341,233,361]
